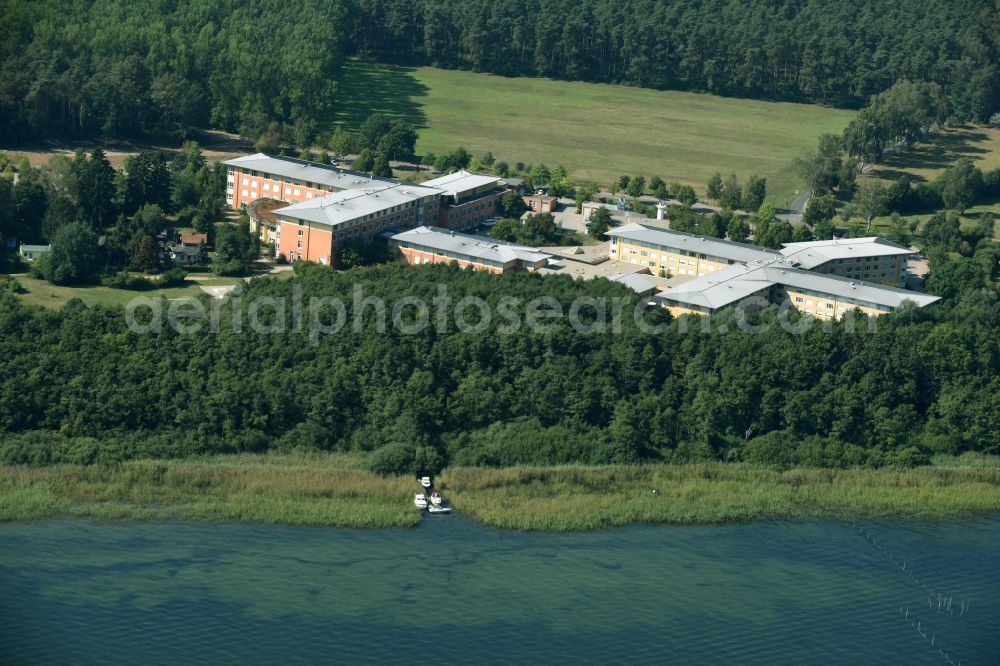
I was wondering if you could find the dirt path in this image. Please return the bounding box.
[1,129,250,167]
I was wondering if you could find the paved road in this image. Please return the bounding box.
[777,189,811,226]
[791,189,811,214]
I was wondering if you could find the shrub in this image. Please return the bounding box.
[101,271,157,290]
[889,446,931,468]
[52,436,101,465]
[213,259,248,276]
[413,445,445,475]
[0,432,58,465]
[274,421,335,452]
[983,168,1000,196]
[366,443,416,476]
[0,275,24,294]
[158,267,188,287]
[743,431,800,469]
[794,436,864,468]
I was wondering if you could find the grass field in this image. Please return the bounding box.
[3,454,998,530]
[9,275,211,309]
[863,125,1000,186]
[332,60,856,204]
[858,125,1000,239]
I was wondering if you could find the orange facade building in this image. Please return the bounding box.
[420,171,505,230]
[224,153,400,211]
[274,185,441,266]
[390,226,552,273]
[226,154,515,264]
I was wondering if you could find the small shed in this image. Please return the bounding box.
[523,193,557,213]
[18,244,51,261]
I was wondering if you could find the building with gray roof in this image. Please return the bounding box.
[390,226,553,273]
[779,237,914,269]
[657,257,939,318]
[779,236,915,285]
[609,222,781,268]
[419,170,506,230]
[224,153,437,211]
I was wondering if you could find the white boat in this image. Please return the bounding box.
[429,491,443,507]
[413,493,428,509]
[420,476,432,489]
[427,504,452,514]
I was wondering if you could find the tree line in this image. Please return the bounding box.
[355,0,998,120]
[2,1,997,145]
[0,0,351,144]
[0,255,996,471]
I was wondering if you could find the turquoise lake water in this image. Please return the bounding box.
[1,515,998,664]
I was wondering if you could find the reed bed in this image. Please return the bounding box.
[0,456,419,528]
[2,457,998,530]
[439,464,1000,531]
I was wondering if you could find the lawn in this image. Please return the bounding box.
[862,125,1000,186]
[9,275,210,309]
[331,60,857,204]
[858,125,1000,240]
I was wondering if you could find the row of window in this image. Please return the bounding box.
[241,188,305,200]
[791,293,890,312]
[614,241,737,266]
[835,257,899,265]
[237,170,337,193]
[627,256,708,274]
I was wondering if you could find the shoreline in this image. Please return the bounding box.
[2,456,999,531]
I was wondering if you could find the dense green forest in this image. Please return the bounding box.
[2,0,998,144]
[0,0,351,143]
[0,256,997,471]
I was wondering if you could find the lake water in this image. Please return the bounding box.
[1,515,998,665]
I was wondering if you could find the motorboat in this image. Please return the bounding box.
[415,482,452,514]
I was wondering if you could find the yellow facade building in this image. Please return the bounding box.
[779,237,912,286]
[608,223,781,277]
[606,223,937,319]
[658,260,939,319]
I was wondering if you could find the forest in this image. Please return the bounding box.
[0,249,996,473]
[1,0,998,144]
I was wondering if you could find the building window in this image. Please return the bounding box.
[298,229,304,236]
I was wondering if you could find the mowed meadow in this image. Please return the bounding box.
[332,60,857,202]
[858,124,1000,239]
